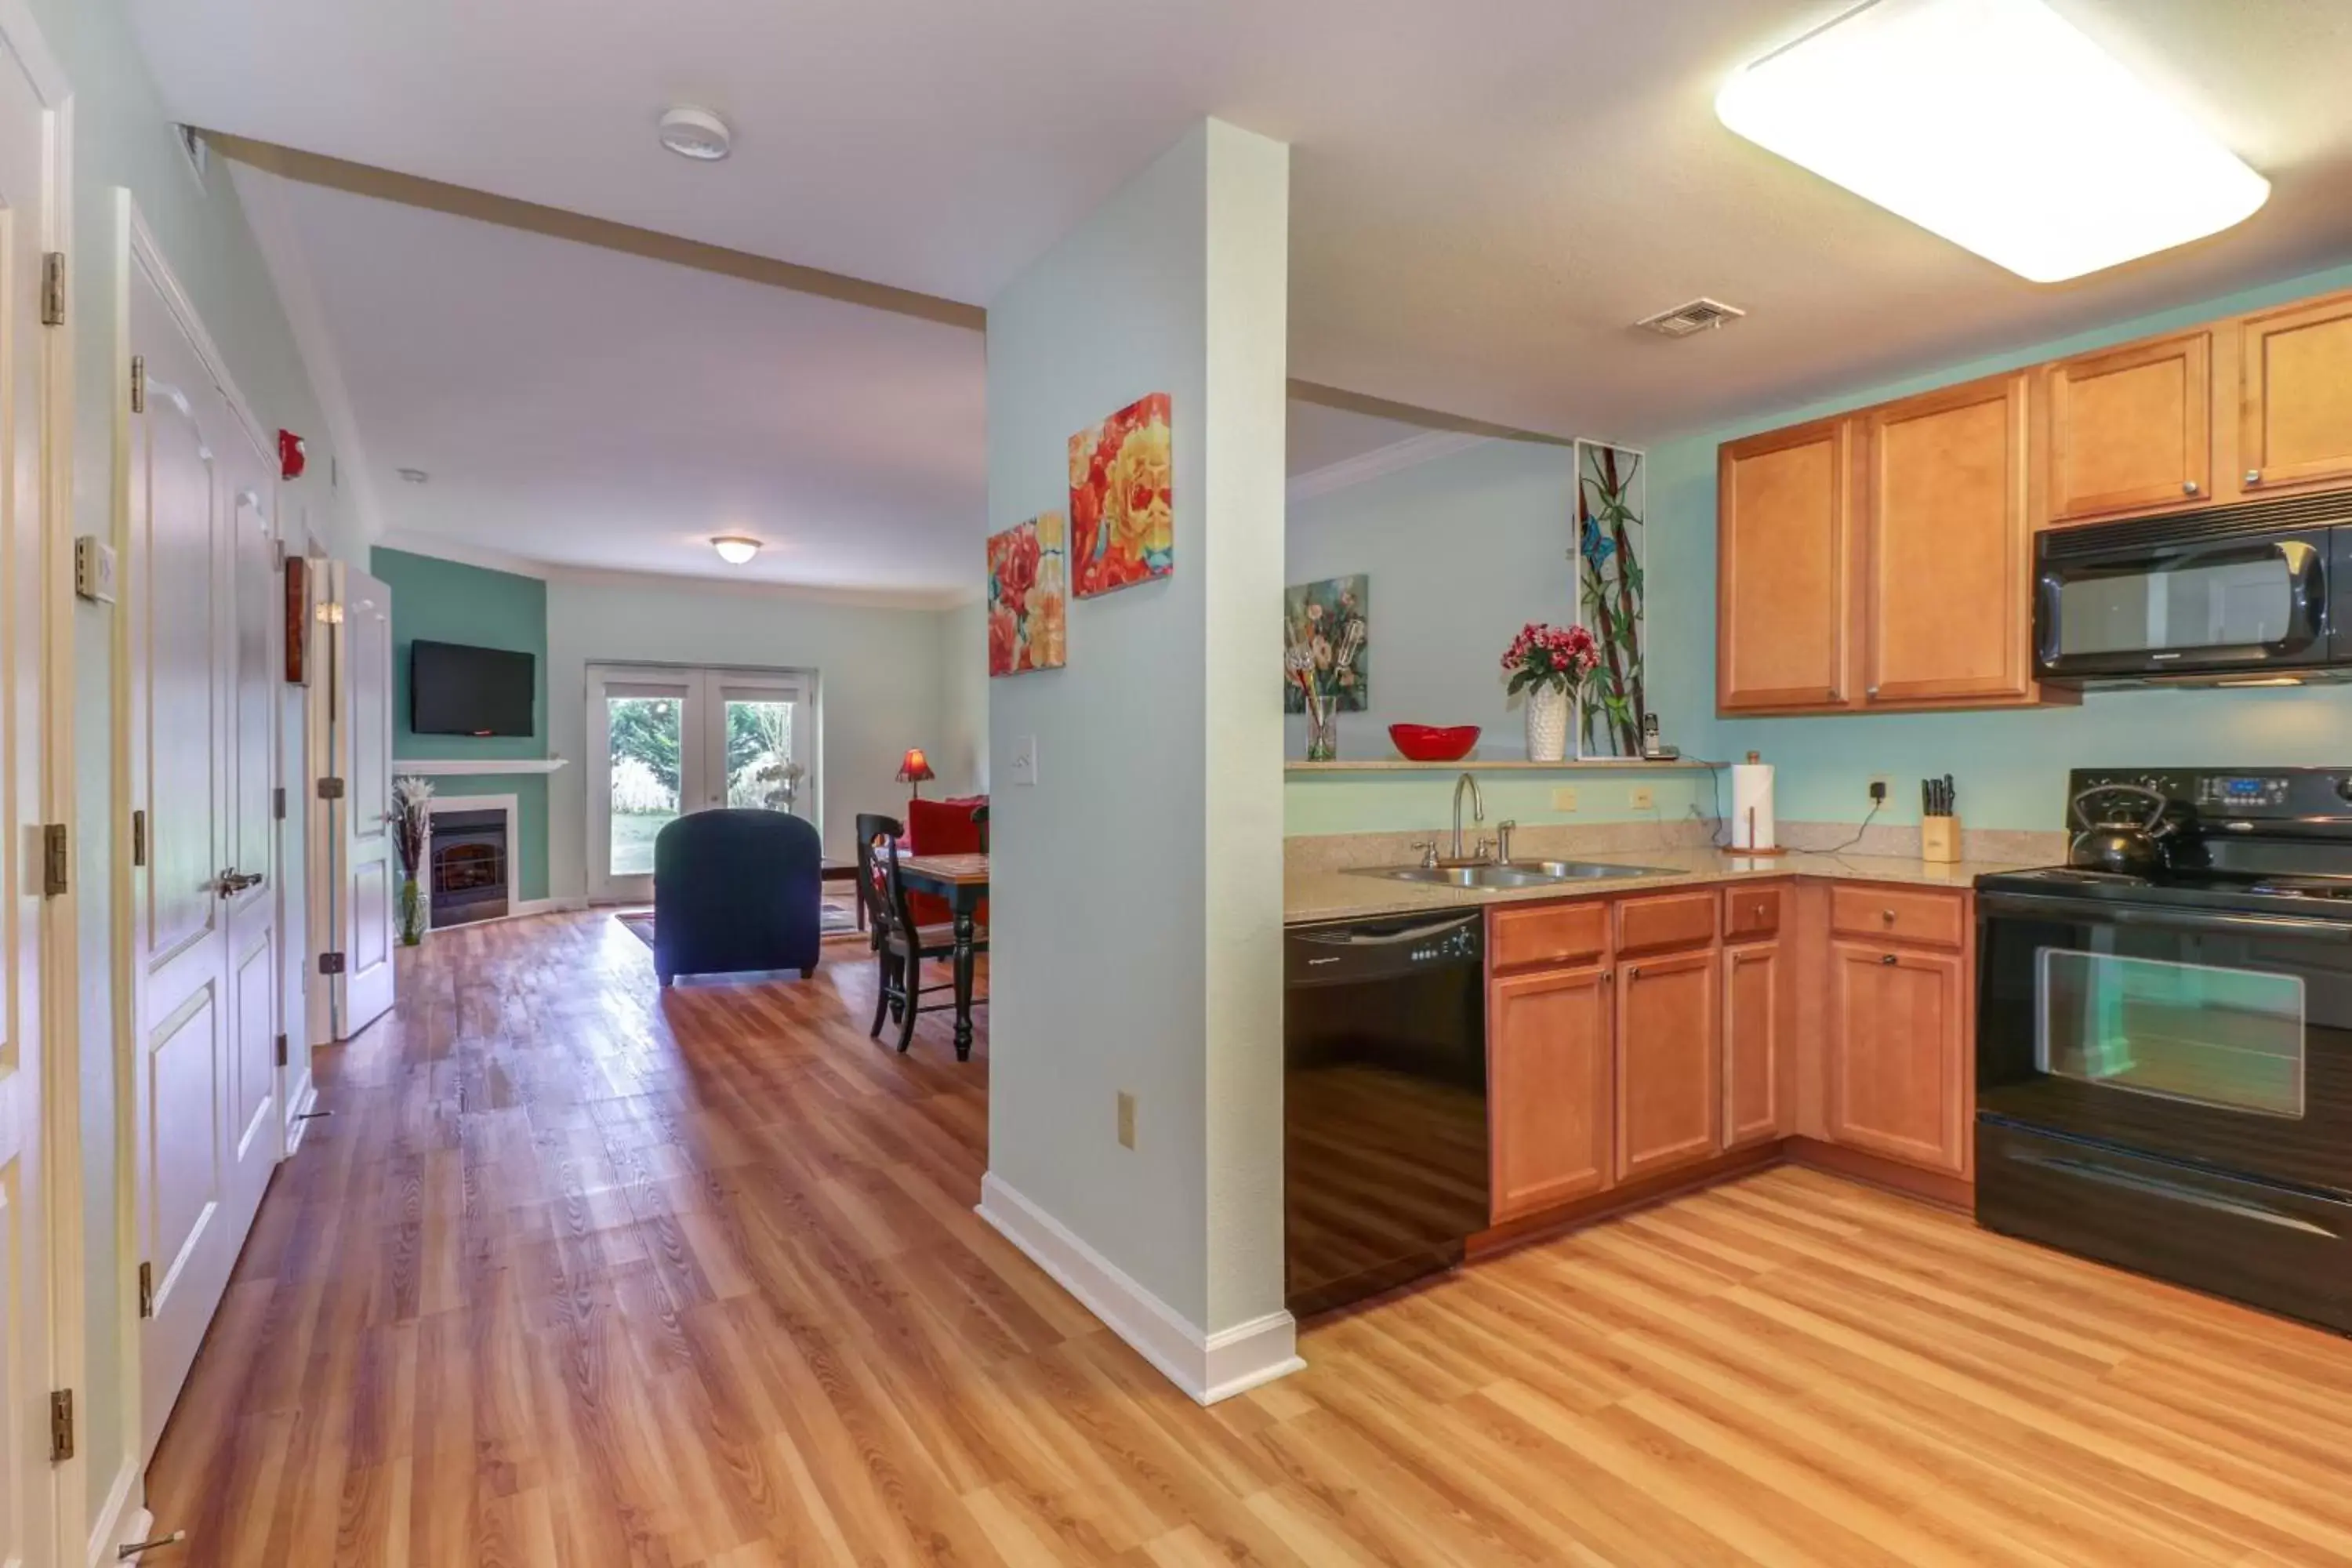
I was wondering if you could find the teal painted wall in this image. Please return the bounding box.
[1666,256,2352,833]
[372,548,551,899]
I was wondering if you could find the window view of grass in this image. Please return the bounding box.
[607,695,802,878]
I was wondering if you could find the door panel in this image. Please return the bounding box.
[1488,964,1613,1221]
[146,989,222,1316]
[140,380,219,970]
[1718,419,1853,711]
[1615,949,1722,1181]
[2045,330,2212,521]
[1829,940,1969,1175]
[1864,373,2032,705]
[2239,293,2352,495]
[336,566,395,1036]
[1724,942,1784,1149]
[222,423,279,1226]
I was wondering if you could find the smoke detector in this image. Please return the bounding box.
[1635,298,1748,338]
[659,107,733,162]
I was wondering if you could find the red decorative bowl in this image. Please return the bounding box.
[1389,724,1481,762]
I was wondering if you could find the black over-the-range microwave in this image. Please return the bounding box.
[2035,493,2352,686]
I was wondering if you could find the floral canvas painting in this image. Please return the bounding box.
[1069,392,1173,597]
[1283,575,1369,713]
[986,512,1067,677]
[1574,441,1646,757]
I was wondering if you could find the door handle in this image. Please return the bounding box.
[214,869,263,897]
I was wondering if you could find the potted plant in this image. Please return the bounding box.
[391,775,434,945]
[1500,622,1600,763]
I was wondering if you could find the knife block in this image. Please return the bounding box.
[1921,815,1961,864]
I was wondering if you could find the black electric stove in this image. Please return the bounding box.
[1974,768,2352,1336]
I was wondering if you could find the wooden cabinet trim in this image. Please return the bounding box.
[1615,889,1719,956]
[1718,416,1856,713]
[2045,328,2212,521]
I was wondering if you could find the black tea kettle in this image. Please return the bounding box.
[2069,782,2176,876]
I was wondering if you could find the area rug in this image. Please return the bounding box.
[615,899,861,950]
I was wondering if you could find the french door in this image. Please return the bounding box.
[587,666,815,902]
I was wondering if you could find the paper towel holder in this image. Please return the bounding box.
[1731,749,1789,857]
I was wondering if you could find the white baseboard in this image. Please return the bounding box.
[514,895,589,917]
[89,1464,143,1568]
[976,1172,1303,1404]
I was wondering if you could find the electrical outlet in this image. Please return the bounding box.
[1116,1091,1136,1150]
[1628,786,1655,811]
[1868,775,1891,805]
[1551,786,1579,811]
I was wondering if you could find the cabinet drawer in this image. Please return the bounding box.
[1830,885,1964,949]
[1490,901,1610,971]
[1724,884,1783,941]
[1615,891,1719,956]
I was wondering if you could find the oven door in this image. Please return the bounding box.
[1976,890,2352,1196]
[2033,529,2332,682]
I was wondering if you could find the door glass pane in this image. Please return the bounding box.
[607,695,683,877]
[2056,554,2292,655]
[724,699,803,812]
[2038,947,2304,1116]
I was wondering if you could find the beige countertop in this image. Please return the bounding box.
[1283,844,2048,925]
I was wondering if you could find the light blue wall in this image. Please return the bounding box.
[1676,256,2352,831]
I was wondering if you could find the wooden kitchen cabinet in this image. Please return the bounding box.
[1827,938,1969,1177]
[2044,329,2212,521]
[1722,941,1784,1149]
[1861,372,2034,707]
[2238,292,2352,497]
[1488,964,1614,1221]
[1718,419,1853,713]
[1614,948,1721,1182]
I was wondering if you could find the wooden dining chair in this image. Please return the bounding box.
[855,814,988,1053]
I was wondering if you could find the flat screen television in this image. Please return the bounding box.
[410,640,535,737]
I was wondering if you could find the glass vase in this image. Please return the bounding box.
[398,876,425,946]
[1305,701,1338,763]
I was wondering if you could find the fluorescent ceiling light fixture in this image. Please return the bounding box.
[1715,0,2269,282]
[710,535,761,565]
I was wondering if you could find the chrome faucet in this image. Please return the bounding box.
[1450,771,1486,862]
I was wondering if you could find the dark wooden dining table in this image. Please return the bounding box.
[895,851,987,1059]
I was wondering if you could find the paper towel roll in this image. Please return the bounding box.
[1730,761,1776,851]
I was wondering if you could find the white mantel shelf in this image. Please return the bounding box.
[1289,758,1722,774]
[395,758,569,776]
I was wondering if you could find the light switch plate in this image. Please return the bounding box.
[1116,1091,1137,1149]
[1009,734,1038,786]
[73,536,116,604]
[1551,786,1579,811]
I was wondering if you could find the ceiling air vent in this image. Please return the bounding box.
[1635,297,1747,338]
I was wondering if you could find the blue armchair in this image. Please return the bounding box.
[652,809,824,985]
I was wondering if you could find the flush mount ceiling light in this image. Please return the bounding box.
[396,466,429,485]
[1715,0,2270,282]
[659,107,733,162]
[710,535,761,565]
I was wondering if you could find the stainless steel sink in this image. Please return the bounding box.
[1356,859,1678,888]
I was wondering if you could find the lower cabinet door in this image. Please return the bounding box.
[1615,948,1722,1182]
[1489,964,1613,1222]
[1828,939,1968,1174]
[1722,940,1784,1148]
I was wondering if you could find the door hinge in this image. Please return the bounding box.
[39,252,64,328]
[274,1032,288,1068]
[129,354,147,414]
[131,809,147,869]
[316,776,345,800]
[41,824,67,898]
[274,786,287,821]
[48,1388,72,1461]
[318,951,346,976]
[136,1261,154,1320]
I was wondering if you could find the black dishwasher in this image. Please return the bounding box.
[1284,912,1488,1317]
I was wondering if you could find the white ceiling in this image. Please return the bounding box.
[136,0,2352,590]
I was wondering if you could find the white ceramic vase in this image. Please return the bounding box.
[1525,684,1573,763]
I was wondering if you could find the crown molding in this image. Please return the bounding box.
[1286,430,1493,504]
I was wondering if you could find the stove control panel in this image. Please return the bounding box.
[2070,767,2352,823]
[2198,775,2292,809]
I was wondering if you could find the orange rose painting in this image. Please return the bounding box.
[985,511,1067,677]
[1068,392,1173,597]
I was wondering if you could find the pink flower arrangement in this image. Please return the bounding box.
[1501,622,1601,697]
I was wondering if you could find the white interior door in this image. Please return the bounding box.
[125,247,254,1461]
[331,564,394,1037]
[220,430,281,1233]
[588,666,815,902]
[0,20,58,1558]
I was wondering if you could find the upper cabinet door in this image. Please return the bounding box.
[1718,419,1853,713]
[2045,329,2212,522]
[1862,373,2032,706]
[2240,293,2352,496]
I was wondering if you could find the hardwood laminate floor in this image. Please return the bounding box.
[147,911,2352,1566]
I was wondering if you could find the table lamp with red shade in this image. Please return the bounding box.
[897,747,936,799]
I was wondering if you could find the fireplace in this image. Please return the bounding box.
[429,808,510,928]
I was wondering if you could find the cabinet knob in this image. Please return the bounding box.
[1625,964,1641,979]
[1881,908,1896,924]
[2182,480,2200,495]
[1866,684,1880,698]
[2246,468,2263,485]
[1881,953,1898,965]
